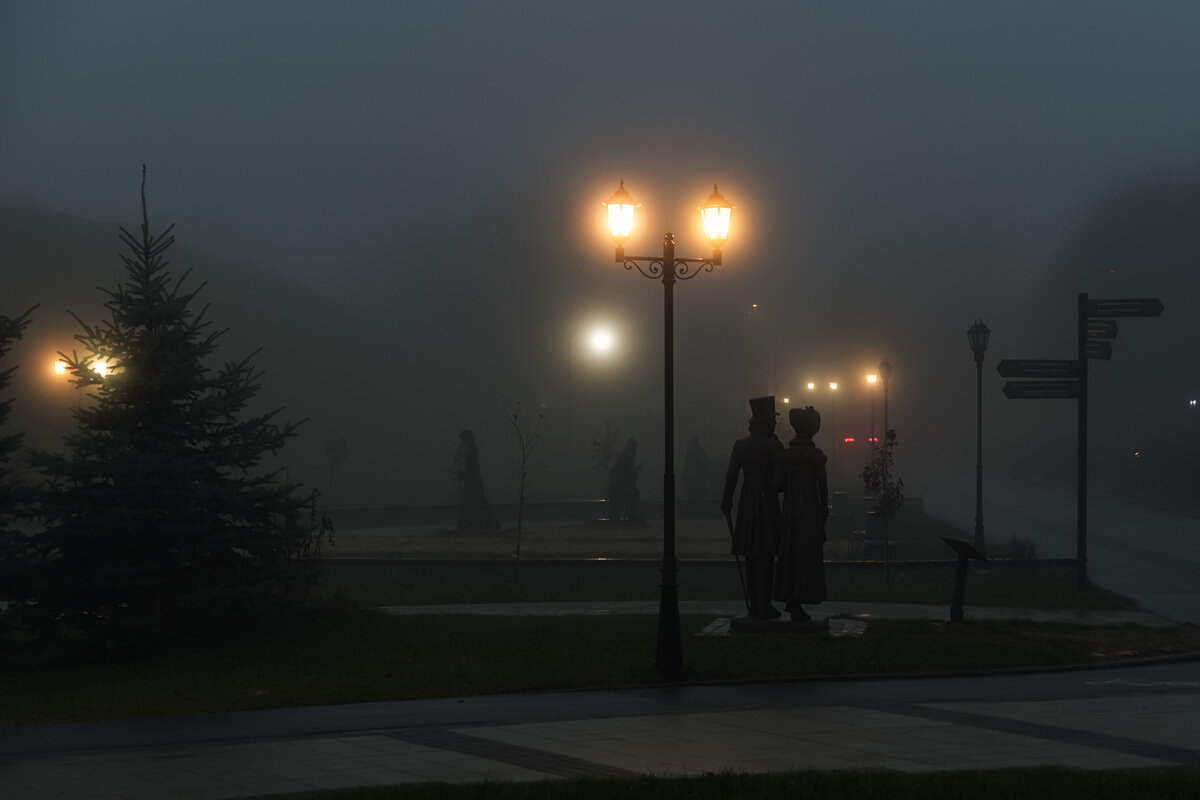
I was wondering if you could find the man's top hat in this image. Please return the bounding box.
[748,395,779,423]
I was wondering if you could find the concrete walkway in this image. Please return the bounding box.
[2,602,1195,799]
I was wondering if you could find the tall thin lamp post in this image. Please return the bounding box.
[967,321,990,554]
[566,325,615,498]
[566,331,574,496]
[866,372,878,443]
[878,359,893,585]
[828,382,838,477]
[879,360,892,438]
[603,181,733,680]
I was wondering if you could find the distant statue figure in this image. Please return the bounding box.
[453,430,500,531]
[721,396,784,620]
[773,405,829,621]
[682,435,711,500]
[607,437,641,522]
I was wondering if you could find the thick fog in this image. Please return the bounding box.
[3,2,1199,508]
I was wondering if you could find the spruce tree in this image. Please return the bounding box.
[0,307,35,611]
[28,170,322,645]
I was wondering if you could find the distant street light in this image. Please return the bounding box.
[603,180,732,680]
[967,320,991,553]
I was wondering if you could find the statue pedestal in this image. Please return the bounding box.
[730,615,828,635]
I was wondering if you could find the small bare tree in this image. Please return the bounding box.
[860,428,905,586]
[508,402,545,578]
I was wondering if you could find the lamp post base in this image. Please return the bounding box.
[654,576,683,680]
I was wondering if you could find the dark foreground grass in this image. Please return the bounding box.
[330,563,1136,610]
[826,564,1135,609]
[280,768,1200,800]
[279,767,1200,800]
[4,610,1199,727]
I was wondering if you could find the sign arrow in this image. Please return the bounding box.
[996,359,1080,379]
[1086,298,1163,318]
[1087,340,1112,360]
[1003,380,1080,400]
[1087,319,1118,340]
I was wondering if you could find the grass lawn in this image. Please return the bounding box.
[324,562,1138,610]
[277,767,1200,800]
[4,609,1199,728]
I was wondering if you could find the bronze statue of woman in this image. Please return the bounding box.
[773,405,829,621]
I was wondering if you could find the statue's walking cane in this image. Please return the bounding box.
[724,510,751,615]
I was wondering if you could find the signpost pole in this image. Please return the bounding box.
[999,295,1159,593]
[1076,293,1089,588]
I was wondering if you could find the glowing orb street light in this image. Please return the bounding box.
[589,327,614,354]
[566,324,618,493]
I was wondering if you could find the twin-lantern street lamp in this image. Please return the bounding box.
[603,180,733,680]
[967,320,991,553]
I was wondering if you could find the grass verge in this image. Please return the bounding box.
[3,610,1198,728]
[278,767,1200,800]
[324,562,1138,610]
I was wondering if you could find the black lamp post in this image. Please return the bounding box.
[967,320,991,554]
[879,359,892,436]
[878,359,893,585]
[828,381,838,476]
[866,372,879,444]
[603,181,732,680]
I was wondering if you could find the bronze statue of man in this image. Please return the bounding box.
[773,405,829,621]
[721,396,784,620]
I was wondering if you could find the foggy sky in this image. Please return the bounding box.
[5,2,1200,282]
[3,2,1200,506]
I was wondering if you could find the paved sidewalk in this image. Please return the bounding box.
[1,604,1193,799]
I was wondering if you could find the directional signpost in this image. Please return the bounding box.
[1002,380,1079,400]
[999,292,1162,588]
[1087,298,1164,318]
[996,359,1079,379]
[1086,319,1118,340]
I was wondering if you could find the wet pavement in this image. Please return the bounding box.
[2,601,1196,798]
